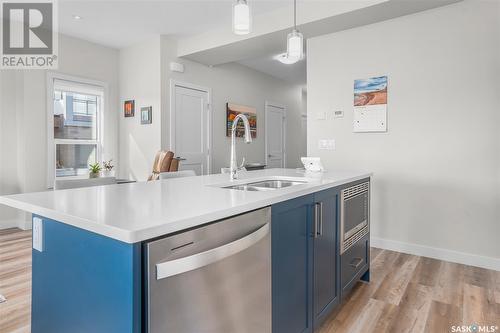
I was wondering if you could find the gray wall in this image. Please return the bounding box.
[307,1,500,261]
[118,37,162,181]
[116,36,307,180]
[0,35,120,229]
[161,37,306,174]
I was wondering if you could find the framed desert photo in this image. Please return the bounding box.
[124,100,135,117]
[353,76,388,133]
[226,103,257,138]
[141,106,152,124]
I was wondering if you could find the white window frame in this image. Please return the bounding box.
[46,72,108,188]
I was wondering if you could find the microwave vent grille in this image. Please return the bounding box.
[341,225,369,254]
[342,182,369,199]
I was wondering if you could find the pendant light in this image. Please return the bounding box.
[233,0,251,35]
[286,0,303,61]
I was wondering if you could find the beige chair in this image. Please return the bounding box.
[148,151,183,181]
[54,177,116,190]
[159,170,196,180]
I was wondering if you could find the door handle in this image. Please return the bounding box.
[156,222,269,280]
[349,257,364,269]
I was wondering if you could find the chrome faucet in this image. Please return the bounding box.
[230,114,253,180]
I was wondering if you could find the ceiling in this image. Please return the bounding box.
[58,0,290,49]
[58,0,462,86]
[56,0,325,85]
[181,0,461,85]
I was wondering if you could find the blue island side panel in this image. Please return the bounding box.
[32,215,142,333]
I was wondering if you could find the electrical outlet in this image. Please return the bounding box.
[318,139,336,150]
[333,110,344,118]
[32,217,43,252]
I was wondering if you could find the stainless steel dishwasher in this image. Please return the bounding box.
[145,207,271,333]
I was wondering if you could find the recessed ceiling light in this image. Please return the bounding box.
[72,15,82,20]
[274,53,300,65]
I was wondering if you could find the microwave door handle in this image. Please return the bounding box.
[156,223,269,280]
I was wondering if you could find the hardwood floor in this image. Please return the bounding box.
[0,228,31,333]
[0,228,498,333]
[319,248,500,333]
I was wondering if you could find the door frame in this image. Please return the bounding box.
[265,101,287,168]
[169,80,213,174]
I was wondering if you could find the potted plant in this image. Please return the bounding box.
[102,160,115,177]
[89,162,101,178]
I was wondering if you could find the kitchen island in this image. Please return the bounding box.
[0,168,371,333]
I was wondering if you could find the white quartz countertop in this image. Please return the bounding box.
[0,169,371,243]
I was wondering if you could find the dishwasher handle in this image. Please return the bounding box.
[156,222,270,280]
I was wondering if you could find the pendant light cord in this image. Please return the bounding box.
[294,0,297,30]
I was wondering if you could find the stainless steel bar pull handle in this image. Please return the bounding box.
[318,202,323,236]
[313,203,319,238]
[349,257,363,268]
[156,223,269,280]
[313,202,323,238]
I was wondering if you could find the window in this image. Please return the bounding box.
[48,75,106,186]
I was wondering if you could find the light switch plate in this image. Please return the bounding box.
[316,112,327,120]
[318,139,336,150]
[32,217,43,252]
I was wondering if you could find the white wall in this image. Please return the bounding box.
[118,37,162,181]
[0,71,24,228]
[161,37,306,173]
[0,34,119,229]
[307,1,500,266]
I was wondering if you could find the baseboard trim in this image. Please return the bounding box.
[371,237,500,271]
[18,218,32,230]
[0,219,23,230]
[0,217,32,231]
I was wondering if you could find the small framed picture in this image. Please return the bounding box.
[124,100,135,117]
[141,106,152,124]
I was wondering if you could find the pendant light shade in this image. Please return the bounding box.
[233,0,251,35]
[287,29,304,60]
[285,0,303,62]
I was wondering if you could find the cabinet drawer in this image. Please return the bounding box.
[340,234,369,292]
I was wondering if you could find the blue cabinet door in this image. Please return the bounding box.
[272,195,314,333]
[312,188,339,329]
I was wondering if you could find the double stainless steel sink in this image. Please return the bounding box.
[224,179,307,191]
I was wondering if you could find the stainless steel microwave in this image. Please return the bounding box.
[340,182,369,254]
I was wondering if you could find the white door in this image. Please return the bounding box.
[172,83,210,175]
[266,103,286,168]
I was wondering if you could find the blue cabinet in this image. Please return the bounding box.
[312,188,339,329]
[272,188,339,333]
[272,194,314,333]
[31,217,142,333]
